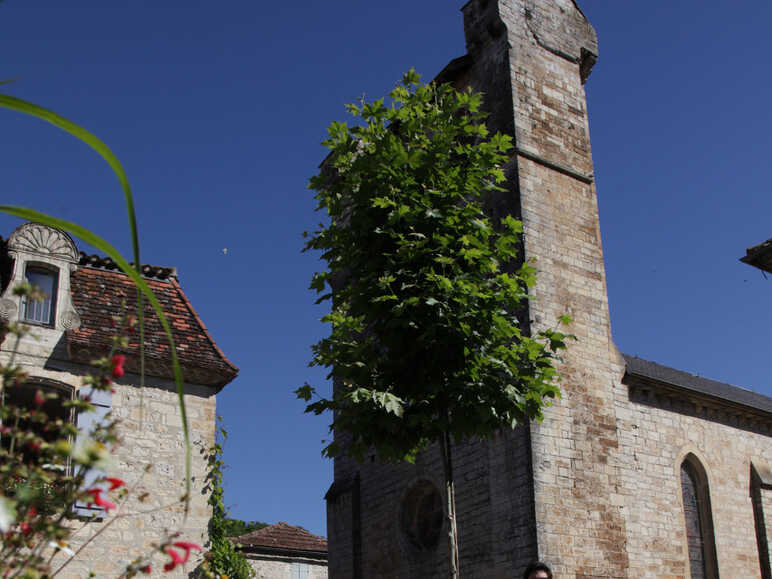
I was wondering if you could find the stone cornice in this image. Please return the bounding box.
[623,356,772,436]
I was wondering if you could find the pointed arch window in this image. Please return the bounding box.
[680,454,718,578]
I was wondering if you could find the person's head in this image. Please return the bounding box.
[523,561,552,579]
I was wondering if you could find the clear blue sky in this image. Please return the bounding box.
[1,1,771,537]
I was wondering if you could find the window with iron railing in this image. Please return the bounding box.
[22,266,58,326]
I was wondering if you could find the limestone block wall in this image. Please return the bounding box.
[472,0,630,576]
[54,376,214,578]
[614,386,772,578]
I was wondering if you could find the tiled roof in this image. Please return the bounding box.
[234,522,327,554]
[68,260,237,389]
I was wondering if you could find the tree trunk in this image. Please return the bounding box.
[440,430,460,579]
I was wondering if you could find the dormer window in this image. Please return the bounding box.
[23,266,58,325]
[0,223,81,331]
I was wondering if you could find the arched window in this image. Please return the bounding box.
[22,265,58,325]
[680,454,718,578]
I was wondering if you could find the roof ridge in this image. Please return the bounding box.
[78,252,177,280]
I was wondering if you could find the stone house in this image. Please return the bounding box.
[0,221,238,576]
[324,1,772,577]
[235,521,328,579]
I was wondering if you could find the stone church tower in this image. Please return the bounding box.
[325,1,772,577]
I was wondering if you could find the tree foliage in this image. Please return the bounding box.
[298,70,571,464]
[223,518,268,538]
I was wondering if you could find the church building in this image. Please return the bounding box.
[324,1,772,577]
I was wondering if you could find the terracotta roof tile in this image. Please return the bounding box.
[234,522,327,554]
[68,262,237,389]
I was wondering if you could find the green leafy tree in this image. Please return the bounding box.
[298,70,572,578]
[222,518,268,538]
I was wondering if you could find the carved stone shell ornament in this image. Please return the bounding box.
[7,223,79,262]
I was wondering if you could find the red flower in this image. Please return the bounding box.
[105,477,126,491]
[34,390,44,406]
[140,565,152,574]
[172,541,201,563]
[163,547,185,572]
[161,541,201,571]
[85,488,116,511]
[111,354,126,378]
[19,522,31,535]
[27,440,41,453]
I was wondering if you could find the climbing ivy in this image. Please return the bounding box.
[201,421,255,579]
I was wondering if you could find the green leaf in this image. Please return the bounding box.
[295,384,315,402]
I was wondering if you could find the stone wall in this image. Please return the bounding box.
[63,379,215,578]
[469,0,630,576]
[1,333,216,577]
[615,383,772,577]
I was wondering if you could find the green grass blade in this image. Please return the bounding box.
[0,206,192,509]
[0,94,140,265]
[0,93,149,466]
